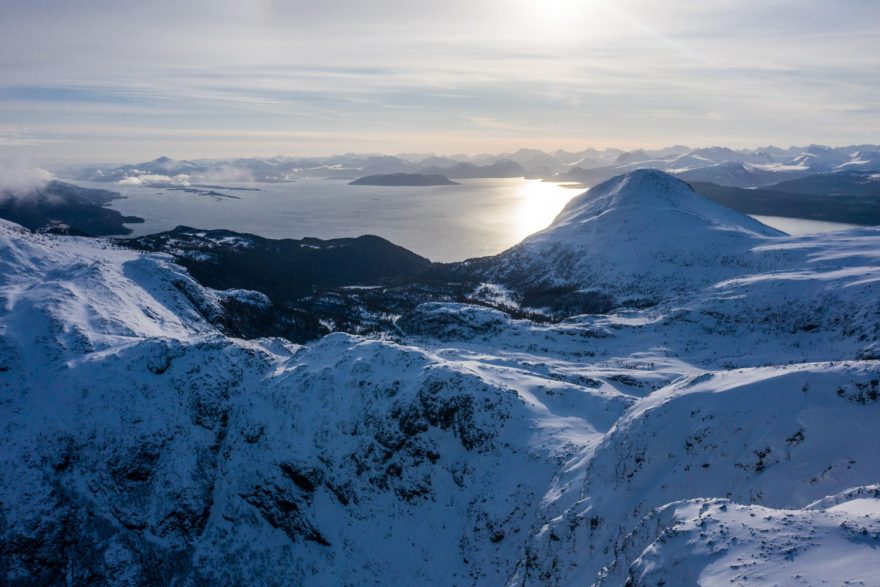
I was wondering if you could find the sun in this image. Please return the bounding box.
[510,0,601,47]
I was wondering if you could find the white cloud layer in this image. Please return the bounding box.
[117,174,190,186]
[0,164,53,196]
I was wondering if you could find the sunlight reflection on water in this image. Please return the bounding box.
[514,179,584,242]
[91,177,585,262]
[749,215,861,236]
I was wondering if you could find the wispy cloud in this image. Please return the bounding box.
[0,163,53,196]
[0,0,877,160]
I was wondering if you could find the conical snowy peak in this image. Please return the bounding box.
[599,167,693,197]
[543,169,782,241]
[477,170,790,309]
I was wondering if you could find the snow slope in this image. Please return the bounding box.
[481,170,791,306]
[2,164,880,586]
[607,496,880,586]
[0,219,623,584]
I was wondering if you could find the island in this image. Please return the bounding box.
[349,173,459,186]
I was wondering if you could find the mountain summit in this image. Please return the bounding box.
[477,170,786,309]
[542,169,782,239]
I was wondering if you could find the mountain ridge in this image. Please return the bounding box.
[1,168,880,585]
[58,143,880,189]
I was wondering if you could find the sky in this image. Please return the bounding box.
[0,0,878,162]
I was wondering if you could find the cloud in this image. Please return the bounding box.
[117,174,190,186]
[198,166,255,183]
[0,164,53,197]
[0,0,877,159]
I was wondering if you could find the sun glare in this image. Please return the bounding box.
[514,180,582,241]
[511,0,602,46]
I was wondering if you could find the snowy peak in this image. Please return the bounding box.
[578,168,694,207]
[469,170,791,311]
[141,156,202,172]
[544,169,782,239]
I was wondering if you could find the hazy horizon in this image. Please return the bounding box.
[13,141,880,168]
[2,0,878,162]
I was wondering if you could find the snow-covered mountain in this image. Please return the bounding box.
[561,144,880,188]
[57,144,880,189]
[2,169,879,585]
[470,170,786,310]
[674,161,813,188]
[79,156,208,185]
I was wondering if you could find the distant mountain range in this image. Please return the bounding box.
[57,145,880,198]
[417,159,526,179]
[560,145,880,188]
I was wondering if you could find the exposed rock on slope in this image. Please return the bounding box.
[124,226,432,303]
[0,219,623,584]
